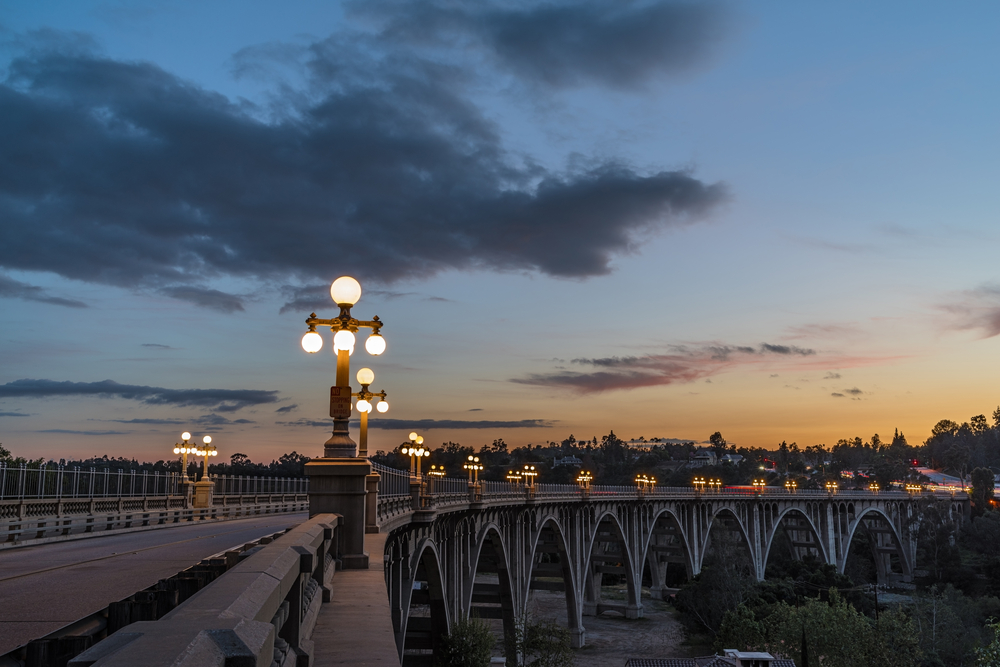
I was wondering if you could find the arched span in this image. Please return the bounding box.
[761,507,829,570]
[582,509,641,618]
[842,505,908,577]
[465,524,518,658]
[400,539,451,666]
[524,516,584,643]
[641,507,694,576]
[700,506,756,575]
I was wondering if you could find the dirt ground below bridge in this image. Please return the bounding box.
[525,587,711,667]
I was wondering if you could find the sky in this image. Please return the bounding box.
[2,1,1000,464]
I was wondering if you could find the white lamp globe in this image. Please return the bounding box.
[356,368,375,385]
[365,334,386,356]
[212,450,218,456]
[333,330,356,353]
[203,435,212,444]
[416,436,424,445]
[173,447,180,455]
[182,432,191,441]
[409,432,418,441]
[376,400,388,413]
[330,276,362,306]
[356,399,372,413]
[301,331,323,353]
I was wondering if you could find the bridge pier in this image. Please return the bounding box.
[306,458,371,569]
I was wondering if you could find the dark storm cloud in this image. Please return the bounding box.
[514,343,817,393]
[0,379,280,411]
[356,0,728,89]
[158,286,245,313]
[0,274,87,308]
[0,15,727,300]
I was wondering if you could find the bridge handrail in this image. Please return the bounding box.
[67,513,340,667]
[372,461,411,497]
[0,462,306,500]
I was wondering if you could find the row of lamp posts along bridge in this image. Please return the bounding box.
[166,275,938,560]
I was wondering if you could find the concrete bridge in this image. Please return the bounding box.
[373,465,969,662]
[46,458,967,667]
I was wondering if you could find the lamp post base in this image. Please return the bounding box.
[306,458,371,569]
[192,479,213,509]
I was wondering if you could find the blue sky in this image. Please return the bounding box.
[2,1,999,463]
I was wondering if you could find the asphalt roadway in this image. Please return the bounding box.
[0,512,308,654]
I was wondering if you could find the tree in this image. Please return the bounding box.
[511,614,573,667]
[976,618,1000,666]
[710,431,728,456]
[435,614,494,667]
[972,467,996,516]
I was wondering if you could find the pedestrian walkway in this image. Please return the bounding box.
[312,532,400,666]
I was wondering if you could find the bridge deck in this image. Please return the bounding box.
[0,511,307,654]
[312,532,400,666]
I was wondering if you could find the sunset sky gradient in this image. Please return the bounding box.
[2,1,999,463]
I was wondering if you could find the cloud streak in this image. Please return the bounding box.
[0,379,280,412]
[0,274,87,308]
[513,343,817,392]
[278,417,553,429]
[941,285,1000,338]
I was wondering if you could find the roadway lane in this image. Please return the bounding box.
[0,512,307,654]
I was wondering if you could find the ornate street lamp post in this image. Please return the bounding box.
[299,276,387,570]
[522,465,538,488]
[576,471,593,491]
[784,480,798,493]
[506,470,523,484]
[173,432,195,482]
[693,476,706,494]
[464,456,483,484]
[352,367,388,459]
[752,478,766,494]
[401,433,428,478]
[190,435,217,509]
[707,478,722,493]
[825,481,838,495]
[300,276,386,458]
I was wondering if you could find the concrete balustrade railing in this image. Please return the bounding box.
[68,513,341,667]
[1,494,309,548]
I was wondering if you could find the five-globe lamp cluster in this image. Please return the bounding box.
[300,277,387,357]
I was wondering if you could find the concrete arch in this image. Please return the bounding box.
[841,506,909,583]
[761,507,829,571]
[641,507,694,571]
[582,509,641,619]
[699,506,757,576]
[400,539,451,665]
[466,524,518,659]
[524,516,585,647]
[640,507,694,600]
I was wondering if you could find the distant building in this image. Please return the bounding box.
[625,650,795,667]
[691,448,718,467]
[553,455,582,468]
[721,454,743,465]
